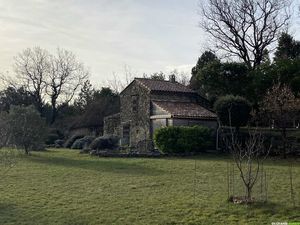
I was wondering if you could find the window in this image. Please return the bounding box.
[131,95,139,113]
[122,124,130,145]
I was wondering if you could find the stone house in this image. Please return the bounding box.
[104,76,217,148]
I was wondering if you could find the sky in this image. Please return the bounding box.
[0,0,209,86]
[1,0,299,87]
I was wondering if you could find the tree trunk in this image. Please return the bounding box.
[50,96,57,125]
[246,186,252,202]
[50,106,57,125]
[282,128,287,159]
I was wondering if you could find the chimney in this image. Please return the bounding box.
[169,74,176,83]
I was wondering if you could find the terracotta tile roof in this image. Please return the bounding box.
[152,101,217,119]
[135,78,196,94]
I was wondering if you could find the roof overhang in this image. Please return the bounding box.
[150,115,217,120]
[150,115,172,119]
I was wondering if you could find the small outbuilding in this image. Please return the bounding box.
[104,76,218,149]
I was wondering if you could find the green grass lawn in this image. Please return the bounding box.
[0,149,299,225]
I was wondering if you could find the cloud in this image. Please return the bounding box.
[0,0,205,84]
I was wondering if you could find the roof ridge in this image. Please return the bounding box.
[135,77,180,83]
[152,100,196,103]
[134,77,196,94]
[135,78,151,92]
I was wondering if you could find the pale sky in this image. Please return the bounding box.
[0,0,299,86]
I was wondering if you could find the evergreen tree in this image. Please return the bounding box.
[274,33,300,61]
[190,51,219,91]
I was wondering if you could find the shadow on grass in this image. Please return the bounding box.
[249,201,300,218]
[250,201,289,209]
[162,152,300,168]
[60,213,91,225]
[27,154,163,176]
[217,201,300,220]
[0,202,91,225]
[159,152,229,161]
[0,202,21,223]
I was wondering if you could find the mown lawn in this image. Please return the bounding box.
[0,149,299,225]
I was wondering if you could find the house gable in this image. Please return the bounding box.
[151,101,170,117]
[120,79,150,97]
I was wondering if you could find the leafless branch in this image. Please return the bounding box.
[106,65,135,93]
[46,48,89,124]
[14,47,50,113]
[223,107,271,202]
[199,0,291,69]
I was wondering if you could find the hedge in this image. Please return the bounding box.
[154,126,213,154]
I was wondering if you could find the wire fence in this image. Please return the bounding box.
[191,158,300,208]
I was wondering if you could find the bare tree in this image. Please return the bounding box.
[47,49,89,124]
[106,72,126,93]
[14,47,50,113]
[106,65,135,93]
[0,71,18,91]
[222,106,271,203]
[260,83,300,158]
[13,47,89,124]
[224,128,270,202]
[200,0,291,69]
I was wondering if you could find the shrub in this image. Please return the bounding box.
[54,139,64,148]
[71,136,95,149]
[214,95,251,128]
[7,105,48,154]
[46,129,64,145]
[63,134,84,148]
[154,126,212,154]
[46,134,59,145]
[89,135,119,150]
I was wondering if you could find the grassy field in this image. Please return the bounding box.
[0,149,299,225]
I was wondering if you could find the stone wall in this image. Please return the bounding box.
[120,81,151,146]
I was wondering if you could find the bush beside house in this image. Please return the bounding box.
[154,126,213,154]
